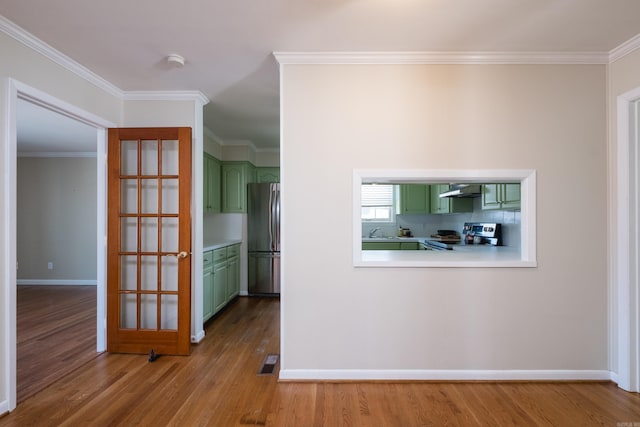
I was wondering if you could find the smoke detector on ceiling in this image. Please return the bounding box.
[166,54,185,67]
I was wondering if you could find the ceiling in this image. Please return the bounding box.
[3,0,640,151]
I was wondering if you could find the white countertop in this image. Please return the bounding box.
[358,240,532,267]
[203,239,242,252]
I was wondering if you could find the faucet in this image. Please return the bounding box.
[368,227,381,238]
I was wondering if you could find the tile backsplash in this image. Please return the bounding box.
[362,197,521,247]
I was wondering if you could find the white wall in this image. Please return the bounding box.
[280,64,607,376]
[607,48,640,379]
[17,157,97,281]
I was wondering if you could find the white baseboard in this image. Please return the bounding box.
[610,370,620,384]
[239,290,249,296]
[278,369,613,382]
[0,399,8,416]
[17,279,97,286]
[191,330,205,343]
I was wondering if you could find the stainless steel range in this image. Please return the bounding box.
[462,222,503,246]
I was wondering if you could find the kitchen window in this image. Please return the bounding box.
[353,169,537,268]
[361,184,395,222]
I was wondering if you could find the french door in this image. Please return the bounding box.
[107,128,192,355]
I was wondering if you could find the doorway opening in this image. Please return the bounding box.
[5,79,114,410]
[15,98,99,402]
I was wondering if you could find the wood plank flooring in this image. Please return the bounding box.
[16,285,98,403]
[3,296,640,426]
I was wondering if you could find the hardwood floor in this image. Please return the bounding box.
[3,296,640,426]
[16,285,98,403]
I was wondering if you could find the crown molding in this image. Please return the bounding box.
[122,90,210,105]
[0,16,211,105]
[223,139,259,152]
[0,15,123,98]
[203,126,225,145]
[610,33,640,63]
[273,51,609,65]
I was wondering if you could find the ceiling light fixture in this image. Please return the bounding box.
[166,54,185,67]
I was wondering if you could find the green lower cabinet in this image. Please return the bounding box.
[400,242,419,250]
[430,184,473,214]
[482,183,520,210]
[362,242,400,250]
[203,244,241,323]
[362,241,419,250]
[226,246,240,300]
[202,251,214,322]
[213,260,228,313]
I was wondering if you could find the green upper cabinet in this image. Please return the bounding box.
[482,183,520,210]
[430,184,473,214]
[255,167,280,183]
[203,153,221,213]
[399,184,430,214]
[222,161,255,213]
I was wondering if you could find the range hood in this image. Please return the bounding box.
[439,184,481,198]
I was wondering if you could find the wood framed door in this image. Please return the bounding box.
[107,128,192,355]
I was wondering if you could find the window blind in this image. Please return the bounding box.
[361,184,394,206]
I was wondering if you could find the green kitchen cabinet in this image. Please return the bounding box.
[400,242,419,250]
[362,241,401,250]
[430,184,473,214]
[399,184,430,214]
[202,250,214,322]
[362,241,420,250]
[204,244,241,323]
[255,167,280,183]
[203,153,221,213]
[482,183,520,210]
[222,162,255,213]
[213,259,228,314]
[226,244,240,300]
[212,246,228,313]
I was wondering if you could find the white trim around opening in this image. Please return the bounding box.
[4,79,115,411]
[613,86,640,393]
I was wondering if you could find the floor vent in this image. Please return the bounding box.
[258,354,279,375]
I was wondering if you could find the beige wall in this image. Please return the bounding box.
[281,64,608,373]
[122,100,196,128]
[17,157,97,281]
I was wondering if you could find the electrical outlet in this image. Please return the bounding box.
[47,262,53,270]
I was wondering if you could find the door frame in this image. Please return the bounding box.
[3,79,115,411]
[612,85,640,392]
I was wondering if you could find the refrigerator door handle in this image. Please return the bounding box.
[268,186,274,252]
[275,185,280,252]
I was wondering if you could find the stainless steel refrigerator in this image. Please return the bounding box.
[248,183,280,295]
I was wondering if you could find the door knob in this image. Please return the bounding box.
[165,251,189,259]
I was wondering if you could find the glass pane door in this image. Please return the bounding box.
[118,138,180,331]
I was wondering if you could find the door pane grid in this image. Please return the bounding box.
[118,137,181,332]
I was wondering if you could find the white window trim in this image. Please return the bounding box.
[353,169,537,268]
[361,184,397,223]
